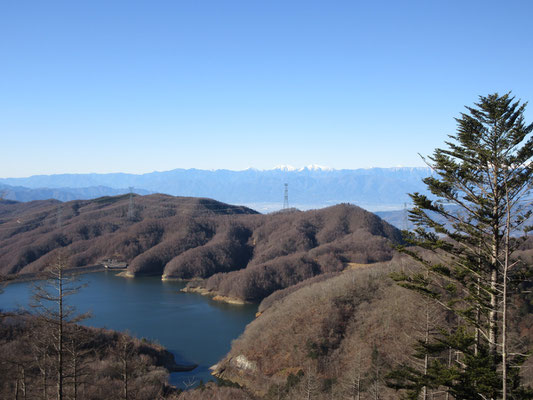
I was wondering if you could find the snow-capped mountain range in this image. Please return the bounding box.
[0,167,432,211]
[273,164,334,172]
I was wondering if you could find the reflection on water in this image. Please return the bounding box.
[0,271,257,387]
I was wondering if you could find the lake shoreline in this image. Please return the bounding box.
[2,271,258,389]
[3,264,108,285]
[180,286,250,305]
[4,267,253,307]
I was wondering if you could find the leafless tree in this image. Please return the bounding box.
[301,366,319,400]
[115,332,137,400]
[64,324,92,400]
[31,253,88,400]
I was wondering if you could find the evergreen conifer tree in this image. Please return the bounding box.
[387,93,533,399]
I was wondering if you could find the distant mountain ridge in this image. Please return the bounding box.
[0,167,432,210]
[0,183,151,203]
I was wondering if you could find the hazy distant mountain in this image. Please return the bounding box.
[0,167,432,210]
[0,183,150,203]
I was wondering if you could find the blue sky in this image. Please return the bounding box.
[1,0,532,177]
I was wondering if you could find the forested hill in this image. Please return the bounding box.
[0,194,402,301]
[0,195,257,276]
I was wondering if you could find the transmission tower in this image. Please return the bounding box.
[402,202,408,231]
[127,187,135,220]
[283,183,289,210]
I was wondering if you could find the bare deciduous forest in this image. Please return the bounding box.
[212,256,533,399]
[0,197,401,303]
[0,313,182,399]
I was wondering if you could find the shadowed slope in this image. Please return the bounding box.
[1,196,401,302]
[0,194,257,275]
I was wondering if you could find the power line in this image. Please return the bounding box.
[127,187,135,220]
[56,204,63,230]
[403,202,408,231]
[283,183,289,210]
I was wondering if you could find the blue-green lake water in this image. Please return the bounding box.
[0,271,257,387]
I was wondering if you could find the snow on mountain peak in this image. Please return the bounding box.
[273,164,333,172]
[300,164,333,171]
[274,165,298,171]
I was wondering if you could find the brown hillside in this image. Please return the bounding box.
[0,313,181,399]
[186,204,402,301]
[0,195,402,302]
[0,194,257,276]
[212,256,533,399]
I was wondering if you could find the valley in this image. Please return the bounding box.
[1,271,257,389]
[1,192,532,399]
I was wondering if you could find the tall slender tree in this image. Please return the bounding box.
[388,93,533,399]
[31,253,88,400]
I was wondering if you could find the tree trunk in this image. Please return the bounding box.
[57,267,64,400]
[422,301,430,400]
[488,160,502,363]
[489,207,500,358]
[21,367,26,400]
[41,361,48,400]
[73,352,78,400]
[356,369,361,400]
[501,180,512,400]
[445,348,452,400]
[475,242,482,356]
[123,355,128,400]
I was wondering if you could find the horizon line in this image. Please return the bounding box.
[0,165,433,180]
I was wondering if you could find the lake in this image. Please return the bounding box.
[0,271,257,387]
